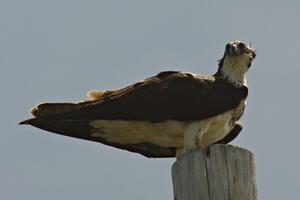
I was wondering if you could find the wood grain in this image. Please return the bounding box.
[172,145,256,200]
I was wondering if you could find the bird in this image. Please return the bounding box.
[20,40,256,158]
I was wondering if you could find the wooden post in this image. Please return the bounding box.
[172,144,257,200]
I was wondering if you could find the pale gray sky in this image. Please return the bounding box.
[1,1,300,199]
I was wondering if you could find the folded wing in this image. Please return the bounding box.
[20,71,248,157]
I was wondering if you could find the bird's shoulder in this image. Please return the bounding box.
[155,71,215,82]
[104,71,216,99]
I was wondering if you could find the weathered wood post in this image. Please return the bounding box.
[172,144,257,200]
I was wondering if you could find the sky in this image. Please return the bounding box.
[1,0,300,199]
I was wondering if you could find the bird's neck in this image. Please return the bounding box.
[221,68,247,87]
[214,55,249,87]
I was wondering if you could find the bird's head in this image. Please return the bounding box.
[216,40,256,86]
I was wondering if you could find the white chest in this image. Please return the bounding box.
[183,111,234,150]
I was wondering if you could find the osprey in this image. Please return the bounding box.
[20,40,256,158]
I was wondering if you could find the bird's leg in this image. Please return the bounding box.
[183,122,206,153]
[175,124,200,159]
[175,148,185,159]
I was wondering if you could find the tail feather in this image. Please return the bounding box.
[30,103,82,117]
[19,116,93,143]
[19,118,35,125]
[30,89,111,117]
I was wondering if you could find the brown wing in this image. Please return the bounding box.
[49,71,246,122]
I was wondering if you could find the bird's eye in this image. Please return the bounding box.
[238,43,246,50]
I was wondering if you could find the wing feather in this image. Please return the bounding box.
[47,71,247,122]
